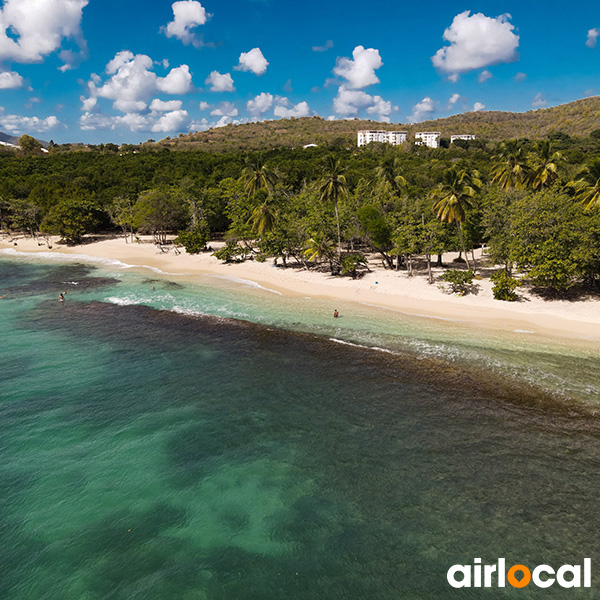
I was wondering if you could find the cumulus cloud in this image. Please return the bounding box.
[448,93,461,105]
[0,113,59,133]
[0,0,88,69]
[274,100,310,118]
[313,40,333,52]
[408,97,436,122]
[432,11,519,77]
[234,48,269,76]
[247,92,274,117]
[333,86,395,121]
[586,28,600,49]
[198,101,210,110]
[210,101,238,117]
[515,72,527,82]
[531,92,547,108]
[478,69,492,83]
[149,99,183,111]
[83,51,194,113]
[473,102,486,111]
[0,70,23,89]
[80,109,191,133]
[333,45,383,89]
[205,71,234,92]
[161,1,209,46]
[151,110,190,132]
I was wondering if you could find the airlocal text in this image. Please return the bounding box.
[447,558,591,589]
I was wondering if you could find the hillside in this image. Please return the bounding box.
[154,97,600,153]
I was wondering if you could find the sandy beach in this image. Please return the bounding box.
[3,233,600,341]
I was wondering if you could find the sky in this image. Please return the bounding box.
[0,0,599,144]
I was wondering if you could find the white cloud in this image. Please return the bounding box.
[150,99,183,111]
[0,0,88,69]
[198,101,210,110]
[515,72,527,82]
[313,40,333,52]
[80,109,191,133]
[448,93,461,105]
[432,11,519,77]
[157,64,193,94]
[333,45,383,89]
[234,48,269,76]
[247,92,274,117]
[84,51,194,113]
[0,113,59,133]
[478,69,492,82]
[161,1,209,46]
[586,28,600,49]
[531,93,547,109]
[473,102,486,111]
[151,109,190,132]
[274,100,310,118]
[408,97,436,122]
[210,101,238,117]
[0,70,23,89]
[332,86,394,121]
[205,71,234,92]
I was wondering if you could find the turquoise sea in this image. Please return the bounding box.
[1,250,600,599]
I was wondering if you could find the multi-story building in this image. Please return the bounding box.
[414,132,441,148]
[357,130,408,147]
[450,134,476,143]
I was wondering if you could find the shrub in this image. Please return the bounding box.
[440,269,476,296]
[176,223,209,254]
[490,271,521,301]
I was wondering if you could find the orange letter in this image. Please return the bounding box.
[507,565,531,588]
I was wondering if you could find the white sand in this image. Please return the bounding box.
[3,233,600,341]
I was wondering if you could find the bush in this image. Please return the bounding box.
[340,253,368,279]
[490,271,521,301]
[176,223,209,254]
[440,269,476,296]
[212,241,250,263]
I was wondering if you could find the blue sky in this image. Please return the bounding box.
[0,0,598,143]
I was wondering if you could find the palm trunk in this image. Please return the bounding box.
[334,201,342,259]
[457,223,471,270]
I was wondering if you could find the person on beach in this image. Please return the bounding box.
[333,309,339,318]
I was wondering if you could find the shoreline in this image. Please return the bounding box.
[3,234,600,342]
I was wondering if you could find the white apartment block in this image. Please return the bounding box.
[357,130,408,147]
[450,134,476,143]
[414,132,441,148]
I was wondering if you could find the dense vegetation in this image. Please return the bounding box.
[3,124,600,296]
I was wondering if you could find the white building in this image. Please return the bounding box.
[450,134,476,143]
[357,130,408,147]
[415,132,441,148]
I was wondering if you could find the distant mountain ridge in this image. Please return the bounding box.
[154,96,600,153]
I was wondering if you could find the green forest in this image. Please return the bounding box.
[2,130,600,297]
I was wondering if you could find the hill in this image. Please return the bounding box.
[153,97,600,153]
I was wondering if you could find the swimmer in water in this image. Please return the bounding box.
[333,309,339,318]
[59,293,64,302]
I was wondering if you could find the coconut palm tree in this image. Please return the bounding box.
[491,140,530,190]
[568,160,600,210]
[375,157,406,196]
[240,155,278,198]
[304,234,336,271]
[526,140,564,191]
[248,200,276,236]
[319,156,348,259]
[431,166,482,270]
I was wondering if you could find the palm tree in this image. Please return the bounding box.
[526,140,564,191]
[248,200,276,236]
[568,160,600,210]
[319,156,348,259]
[375,157,406,196]
[431,166,482,270]
[490,140,530,190]
[240,155,278,198]
[304,234,336,271]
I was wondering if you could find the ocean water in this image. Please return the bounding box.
[1,253,600,599]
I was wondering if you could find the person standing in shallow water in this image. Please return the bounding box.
[333,309,339,318]
[59,293,64,302]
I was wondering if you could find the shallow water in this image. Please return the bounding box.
[1,255,600,598]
